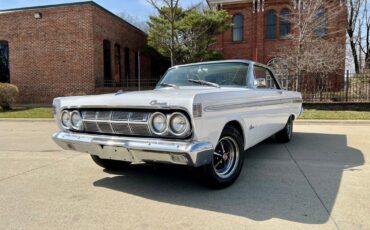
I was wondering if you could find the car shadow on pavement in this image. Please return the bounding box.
[93,132,364,224]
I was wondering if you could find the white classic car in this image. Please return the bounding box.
[52,60,303,188]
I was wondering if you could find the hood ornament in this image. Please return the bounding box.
[150,100,168,106]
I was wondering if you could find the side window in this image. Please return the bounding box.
[254,66,278,89]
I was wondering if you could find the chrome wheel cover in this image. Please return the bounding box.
[213,136,240,179]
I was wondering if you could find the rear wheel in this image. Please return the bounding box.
[90,155,131,171]
[200,126,244,189]
[275,116,294,143]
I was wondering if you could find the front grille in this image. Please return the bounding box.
[81,110,152,136]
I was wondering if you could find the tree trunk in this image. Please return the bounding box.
[170,0,175,66]
[349,31,361,74]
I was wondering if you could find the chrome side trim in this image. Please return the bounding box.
[204,97,302,112]
[60,105,190,112]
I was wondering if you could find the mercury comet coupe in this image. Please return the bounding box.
[52,60,302,188]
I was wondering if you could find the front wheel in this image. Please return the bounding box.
[199,126,244,189]
[90,155,131,171]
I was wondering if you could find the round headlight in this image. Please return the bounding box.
[61,111,71,129]
[169,112,190,136]
[71,111,83,130]
[150,112,167,135]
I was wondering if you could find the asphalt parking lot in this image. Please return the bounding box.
[0,120,369,229]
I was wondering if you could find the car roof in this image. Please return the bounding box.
[170,59,273,71]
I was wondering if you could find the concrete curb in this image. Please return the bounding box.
[296,119,370,125]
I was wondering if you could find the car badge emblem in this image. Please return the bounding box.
[150,100,168,106]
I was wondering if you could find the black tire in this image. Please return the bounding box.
[90,155,131,171]
[199,126,245,189]
[275,116,294,143]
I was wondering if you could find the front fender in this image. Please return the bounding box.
[192,113,248,150]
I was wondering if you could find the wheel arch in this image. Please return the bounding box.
[223,120,245,149]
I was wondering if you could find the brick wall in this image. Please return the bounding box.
[92,5,153,89]
[0,3,96,104]
[0,2,155,104]
[212,0,347,79]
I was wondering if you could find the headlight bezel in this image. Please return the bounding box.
[61,110,72,129]
[168,112,191,137]
[70,110,83,131]
[149,112,168,135]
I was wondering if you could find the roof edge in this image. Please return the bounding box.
[0,1,147,35]
[0,1,94,13]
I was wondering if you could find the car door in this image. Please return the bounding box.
[250,65,286,142]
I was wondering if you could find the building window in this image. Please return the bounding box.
[232,15,244,42]
[103,40,112,82]
[265,10,277,39]
[315,8,327,37]
[124,47,130,82]
[280,9,291,38]
[114,44,122,82]
[0,41,10,83]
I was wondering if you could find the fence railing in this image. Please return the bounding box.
[294,72,370,102]
[96,72,370,103]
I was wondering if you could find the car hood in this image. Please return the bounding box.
[56,87,246,112]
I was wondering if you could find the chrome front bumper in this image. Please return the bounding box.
[52,132,214,167]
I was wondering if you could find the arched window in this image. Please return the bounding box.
[0,41,10,83]
[280,9,291,38]
[232,15,244,42]
[315,8,327,37]
[265,10,277,39]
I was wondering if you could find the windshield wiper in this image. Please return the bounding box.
[159,83,178,89]
[188,79,220,88]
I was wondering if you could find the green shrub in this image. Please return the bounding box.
[0,83,19,110]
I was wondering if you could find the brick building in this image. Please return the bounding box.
[207,0,347,89]
[0,1,165,104]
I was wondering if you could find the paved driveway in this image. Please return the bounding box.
[0,120,369,229]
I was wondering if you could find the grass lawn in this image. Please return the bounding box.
[300,109,370,120]
[1,107,370,120]
[0,107,53,118]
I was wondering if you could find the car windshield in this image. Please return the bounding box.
[158,62,249,88]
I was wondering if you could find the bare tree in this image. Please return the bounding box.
[361,1,370,70]
[273,0,346,91]
[347,0,370,73]
[146,0,180,66]
[347,0,363,74]
[118,12,149,32]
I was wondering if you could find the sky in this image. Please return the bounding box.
[0,0,206,21]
